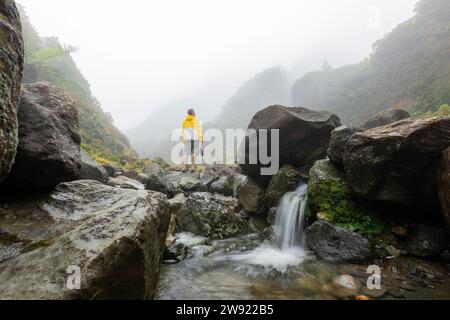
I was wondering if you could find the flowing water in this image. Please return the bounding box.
[156,183,335,300]
[274,184,308,250]
[155,184,450,300]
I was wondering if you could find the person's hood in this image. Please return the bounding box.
[185,115,196,122]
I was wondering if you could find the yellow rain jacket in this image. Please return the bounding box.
[182,115,203,143]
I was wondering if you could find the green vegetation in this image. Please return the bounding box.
[420,104,450,117]
[292,0,450,126]
[308,160,385,235]
[19,6,138,165]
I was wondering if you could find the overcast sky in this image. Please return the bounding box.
[18,0,417,131]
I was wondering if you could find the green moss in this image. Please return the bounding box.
[308,160,385,235]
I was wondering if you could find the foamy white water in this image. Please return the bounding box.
[226,243,306,273]
[274,184,308,250]
[223,184,309,273]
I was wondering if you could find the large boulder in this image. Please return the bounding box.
[172,192,248,239]
[144,163,167,194]
[79,149,109,183]
[3,83,82,190]
[0,0,24,183]
[305,221,372,263]
[308,160,384,234]
[327,126,358,166]
[147,171,208,196]
[237,176,265,215]
[360,108,410,131]
[0,180,171,299]
[239,106,341,181]
[344,117,450,208]
[438,147,450,228]
[264,165,304,209]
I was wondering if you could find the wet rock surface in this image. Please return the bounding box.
[237,176,265,215]
[438,147,450,228]
[3,83,82,190]
[239,106,341,181]
[172,192,249,240]
[264,165,304,210]
[405,225,449,258]
[107,175,145,190]
[102,164,117,177]
[210,176,233,196]
[0,0,24,183]
[327,126,358,166]
[306,159,382,233]
[344,116,450,208]
[0,180,171,299]
[359,108,410,131]
[146,170,209,196]
[305,221,373,263]
[79,149,109,183]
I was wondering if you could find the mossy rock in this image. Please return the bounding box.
[0,0,24,183]
[308,159,384,235]
[264,165,304,209]
[175,192,249,239]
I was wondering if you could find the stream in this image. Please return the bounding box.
[156,184,450,300]
[156,184,339,300]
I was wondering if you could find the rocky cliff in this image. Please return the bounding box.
[291,0,450,126]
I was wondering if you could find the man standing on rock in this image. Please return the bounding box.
[182,108,203,172]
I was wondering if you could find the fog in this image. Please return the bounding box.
[18,0,417,131]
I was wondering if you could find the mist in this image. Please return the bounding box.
[18,0,417,131]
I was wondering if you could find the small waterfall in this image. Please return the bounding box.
[273,184,308,250]
[219,183,308,273]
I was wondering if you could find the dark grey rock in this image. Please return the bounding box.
[172,192,249,239]
[3,83,81,190]
[210,176,233,196]
[344,117,450,208]
[264,165,303,209]
[102,164,117,177]
[0,180,171,299]
[237,176,265,215]
[305,221,372,263]
[327,126,358,166]
[360,108,410,131]
[136,173,149,185]
[149,171,208,196]
[123,169,138,180]
[163,243,189,264]
[0,0,24,184]
[232,173,247,197]
[239,106,341,182]
[438,147,450,229]
[107,175,145,190]
[79,149,108,183]
[405,225,449,258]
